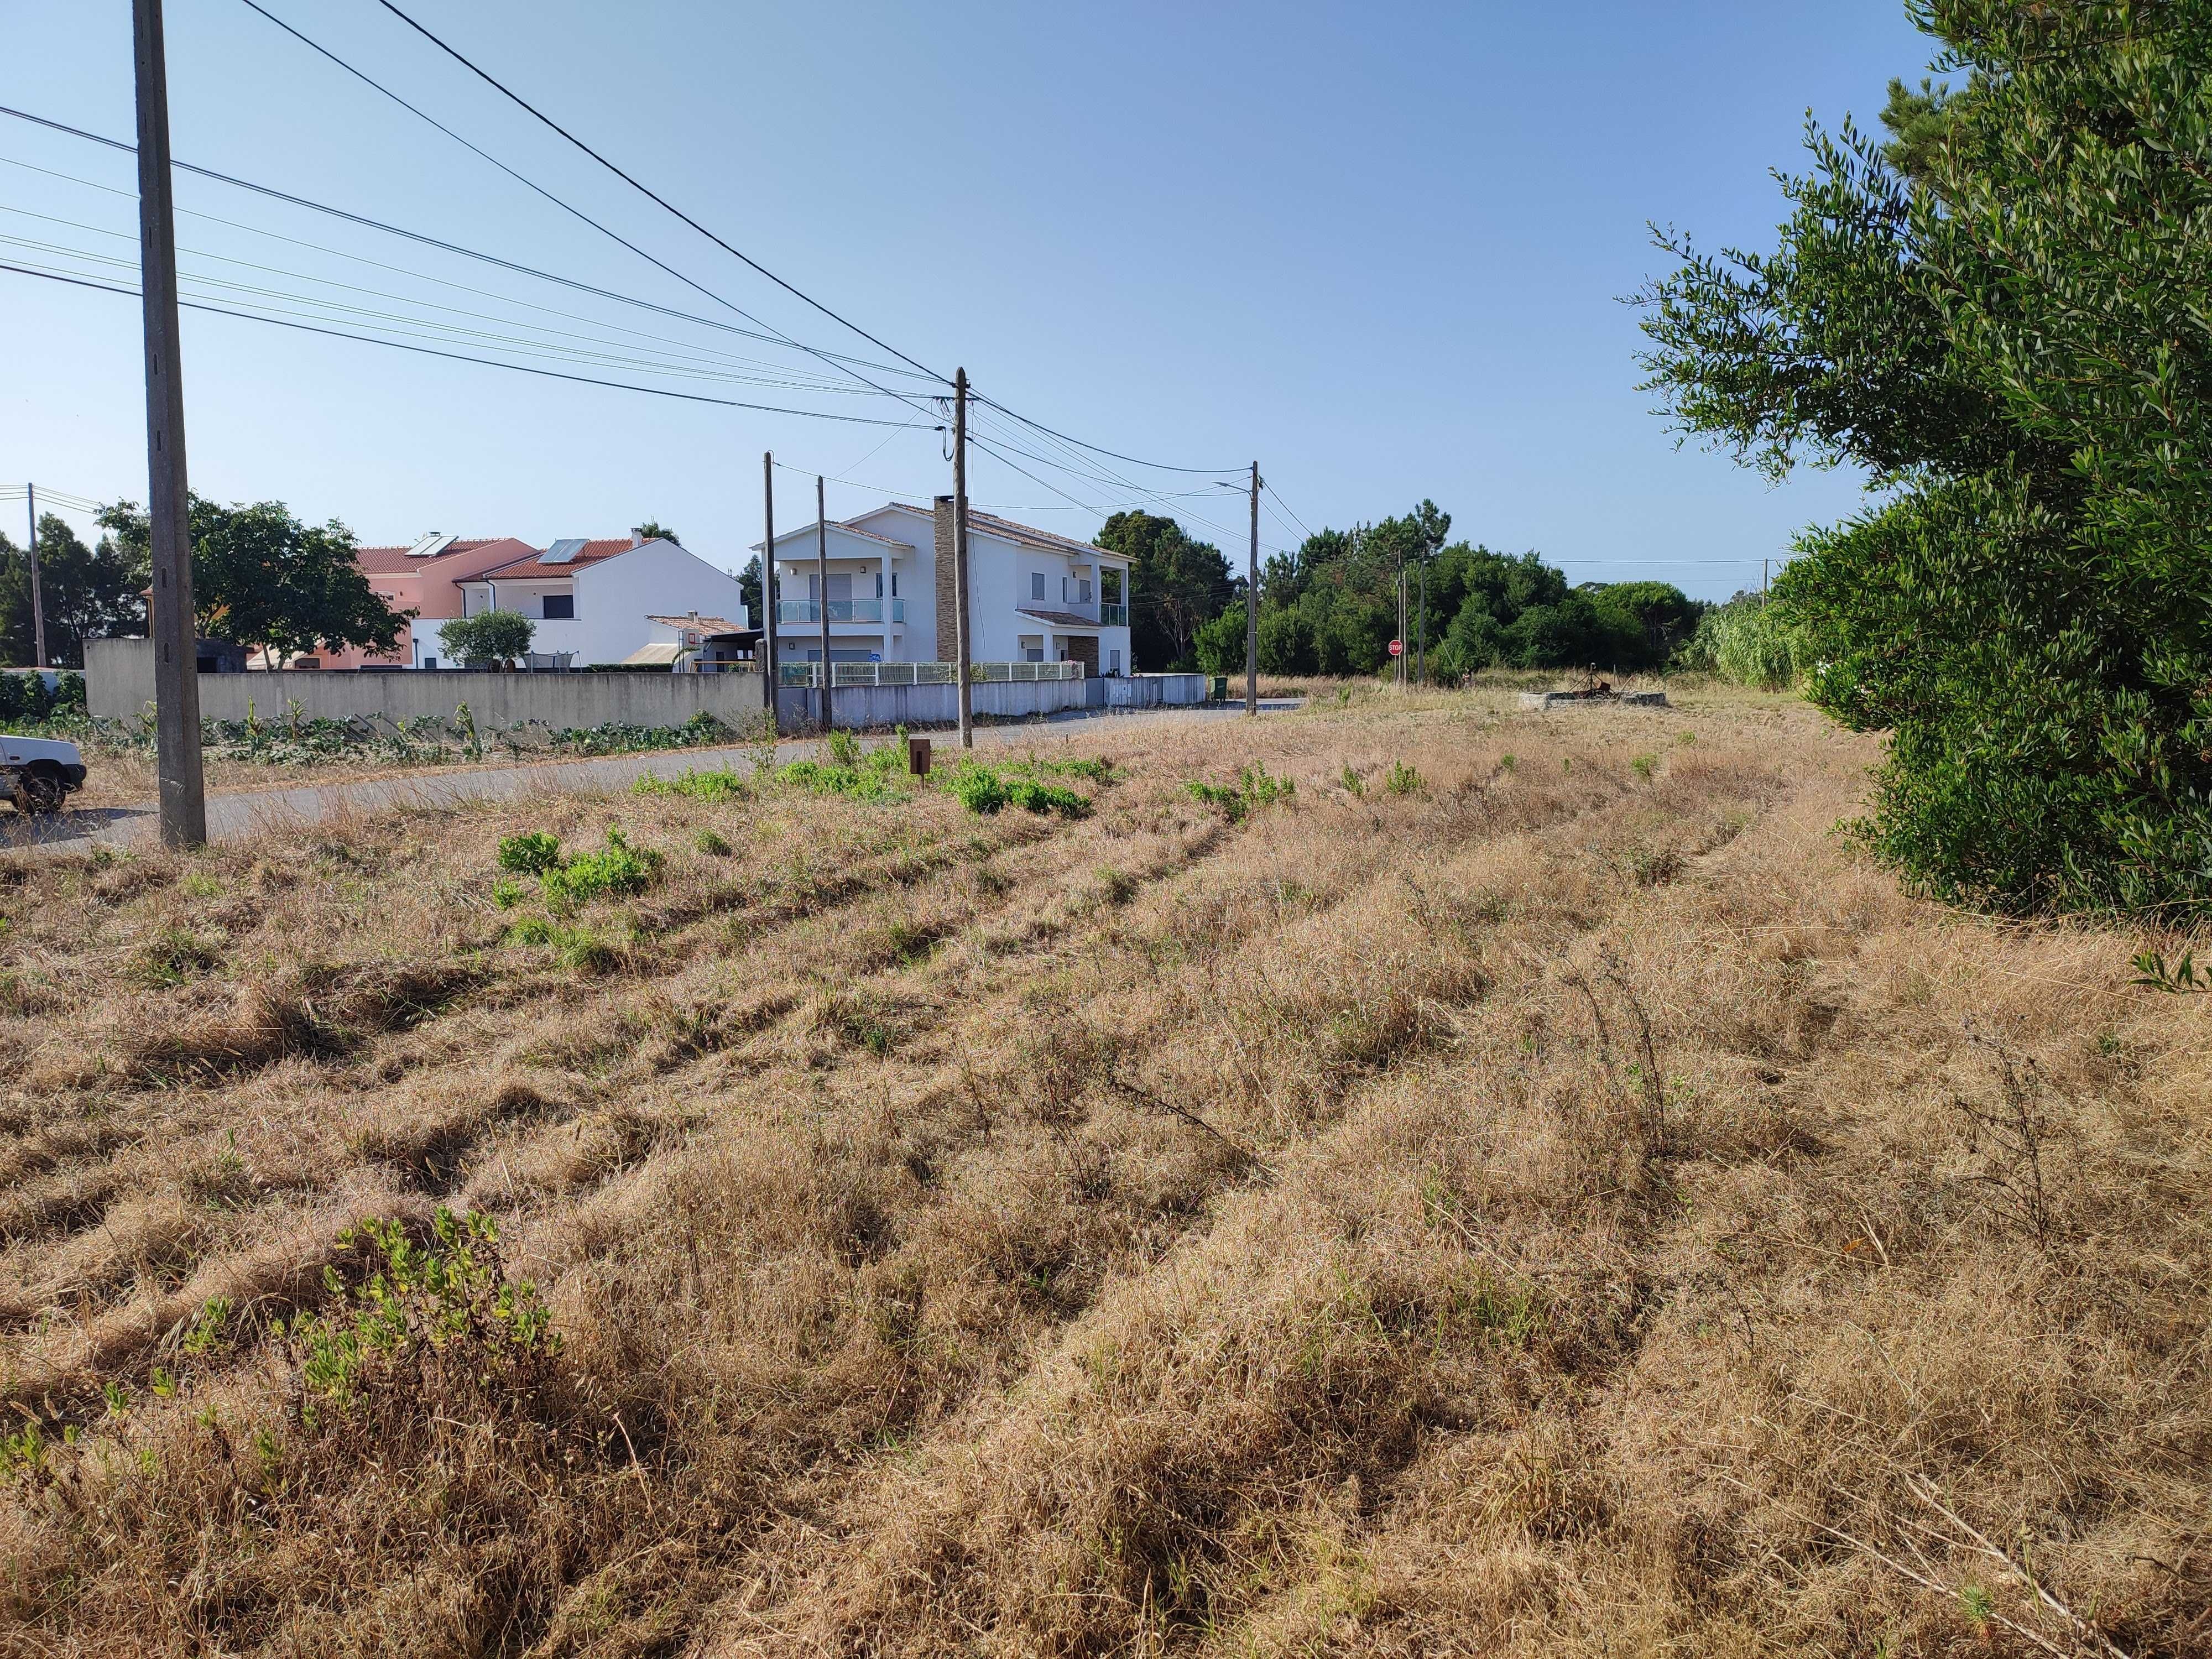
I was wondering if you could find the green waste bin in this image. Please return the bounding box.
[1210,675,1229,702]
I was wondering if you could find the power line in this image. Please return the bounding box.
[0,111,937,389]
[231,2,946,429]
[0,261,937,427]
[365,0,948,384]
[967,391,1244,476]
[0,215,890,393]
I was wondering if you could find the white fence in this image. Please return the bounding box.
[776,660,1084,688]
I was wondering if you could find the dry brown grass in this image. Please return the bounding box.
[0,681,2205,1657]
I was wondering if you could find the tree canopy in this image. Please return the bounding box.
[1095,510,1231,671]
[1636,0,2212,915]
[98,496,404,667]
[0,514,145,669]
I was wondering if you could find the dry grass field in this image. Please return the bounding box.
[0,683,2204,1657]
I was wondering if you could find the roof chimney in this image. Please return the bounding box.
[630,526,649,547]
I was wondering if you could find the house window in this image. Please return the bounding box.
[541,593,574,619]
[1030,571,1046,602]
[1109,648,1121,675]
[1019,634,1044,664]
[422,655,438,670]
[875,572,884,598]
[890,572,899,597]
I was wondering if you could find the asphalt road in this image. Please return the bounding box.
[0,700,1302,856]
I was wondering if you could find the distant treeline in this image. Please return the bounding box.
[1095,500,1713,680]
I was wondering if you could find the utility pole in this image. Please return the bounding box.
[24,485,46,669]
[759,451,777,738]
[1396,546,1408,689]
[953,368,973,749]
[1416,556,1427,687]
[815,474,833,734]
[1245,462,1259,716]
[133,0,204,848]
[1762,557,1770,606]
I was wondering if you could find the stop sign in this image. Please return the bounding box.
[1388,639,1404,657]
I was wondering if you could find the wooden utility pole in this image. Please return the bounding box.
[815,474,833,733]
[759,451,777,737]
[1245,462,1259,716]
[953,368,973,749]
[133,0,204,847]
[24,485,46,669]
[1762,557,1770,606]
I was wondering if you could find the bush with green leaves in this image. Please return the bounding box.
[1637,1,2212,914]
[539,828,662,906]
[436,609,534,667]
[945,759,1090,818]
[283,1208,557,1428]
[1186,762,1296,823]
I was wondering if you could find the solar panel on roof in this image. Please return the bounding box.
[404,532,457,558]
[541,538,589,565]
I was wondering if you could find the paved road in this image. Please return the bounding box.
[0,700,1303,855]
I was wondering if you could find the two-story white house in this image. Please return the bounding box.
[757,501,1133,675]
[426,531,747,667]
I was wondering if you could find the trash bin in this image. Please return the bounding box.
[1210,675,1229,702]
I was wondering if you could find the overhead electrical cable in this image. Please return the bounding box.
[0,111,938,391]
[0,153,933,391]
[0,217,900,392]
[0,262,935,426]
[967,392,1244,477]
[364,0,949,385]
[233,1,946,427]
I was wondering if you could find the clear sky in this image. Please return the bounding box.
[2,1,1936,598]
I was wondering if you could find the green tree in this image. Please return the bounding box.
[1637,0,2212,915]
[438,610,535,667]
[635,521,679,545]
[739,555,763,630]
[1095,510,1232,670]
[0,514,147,668]
[99,496,404,666]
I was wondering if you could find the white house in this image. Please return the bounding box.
[757,501,1133,676]
[419,532,748,668]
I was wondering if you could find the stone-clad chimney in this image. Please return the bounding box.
[934,496,957,661]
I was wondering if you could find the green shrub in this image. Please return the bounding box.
[1186,763,1297,823]
[539,827,661,906]
[283,1208,556,1428]
[947,761,1009,815]
[1384,760,1422,795]
[1004,778,1091,817]
[634,765,748,802]
[496,831,562,875]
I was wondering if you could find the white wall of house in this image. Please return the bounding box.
[775,503,1133,674]
[760,521,923,664]
[448,539,745,666]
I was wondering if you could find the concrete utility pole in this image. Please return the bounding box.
[759,451,777,737]
[24,485,47,669]
[1245,462,1259,716]
[1417,555,1428,687]
[1762,557,1770,606]
[815,474,833,733]
[1396,547,1408,689]
[952,368,973,749]
[133,0,204,848]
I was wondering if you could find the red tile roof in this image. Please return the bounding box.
[353,538,514,576]
[474,538,638,580]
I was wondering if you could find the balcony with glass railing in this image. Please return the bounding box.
[776,598,905,624]
[1100,602,1129,627]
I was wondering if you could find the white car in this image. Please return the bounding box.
[1,733,86,815]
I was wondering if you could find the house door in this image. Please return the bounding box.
[1064,635,1099,676]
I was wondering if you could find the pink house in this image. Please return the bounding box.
[279,534,538,670]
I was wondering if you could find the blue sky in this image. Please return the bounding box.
[2,1,1934,598]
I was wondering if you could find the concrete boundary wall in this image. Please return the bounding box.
[87,640,1206,737]
[86,639,765,732]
